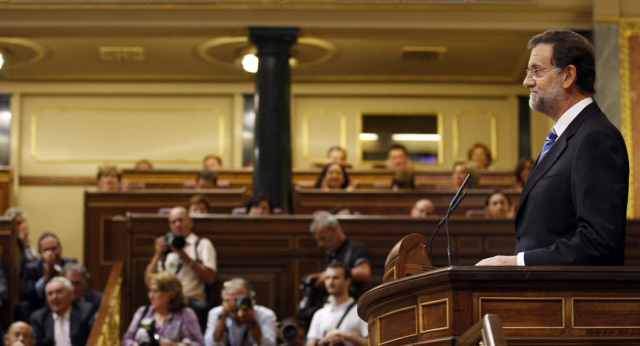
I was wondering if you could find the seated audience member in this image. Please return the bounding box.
[96,165,121,192]
[18,233,77,322]
[189,195,211,216]
[514,157,534,190]
[4,321,34,346]
[467,143,493,171]
[330,206,356,215]
[308,212,371,295]
[410,199,436,218]
[4,207,37,274]
[326,146,347,166]
[384,144,413,171]
[485,191,514,219]
[145,206,217,331]
[305,262,367,346]
[134,159,154,170]
[246,194,273,215]
[314,163,353,191]
[196,171,218,189]
[204,278,277,346]
[391,170,415,190]
[62,263,103,315]
[203,155,223,171]
[30,277,94,346]
[122,271,203,346]
[451,161,479,189]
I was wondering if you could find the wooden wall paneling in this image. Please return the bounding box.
[0,217,17,330]
[292,188,521,216]
[110,214,640,334]
[0,168,13,213]
[84,189,246,291]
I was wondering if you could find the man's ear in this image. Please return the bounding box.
[562,65,578,89]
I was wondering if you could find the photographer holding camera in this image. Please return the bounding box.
[204,278,277,346]
[145,206,217,330]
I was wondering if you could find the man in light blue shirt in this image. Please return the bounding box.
[205,278,277,346]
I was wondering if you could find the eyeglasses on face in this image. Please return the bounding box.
[525,65,557,80]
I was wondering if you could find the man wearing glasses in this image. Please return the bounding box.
[477,30,629,266]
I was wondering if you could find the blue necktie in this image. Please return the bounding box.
[539,127,558,160]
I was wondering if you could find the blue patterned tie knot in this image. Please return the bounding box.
[540,127,558,159]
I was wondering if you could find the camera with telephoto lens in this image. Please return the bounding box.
[277,321,299,346]
[236,295,253,311]
[163,232,186,256]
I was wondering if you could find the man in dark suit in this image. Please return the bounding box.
[17,233,77,321]
[477,30,629,266]
[30,277,94,346]
[62,263,103,315]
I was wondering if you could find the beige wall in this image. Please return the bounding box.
[3,81,541,263]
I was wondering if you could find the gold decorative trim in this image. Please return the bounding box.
[302,109,347,164]
[418,298,449,334]
[30,106,225,163]
[357,110,444,167]
[453,110,497,161]
[478,296,565,329]
[0,37,49,70]
[382,267,396,283]
[376,305,417,345]
[619,20,639,218]
[196,36,337,70]
[571,297,640,329]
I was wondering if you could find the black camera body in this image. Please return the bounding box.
[163,232,186,256]
[277,321,299,346]
[236,295,253,311]
[137,317,160,346]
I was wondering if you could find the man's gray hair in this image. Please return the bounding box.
[62,263,91,280]
[309,211,342,234]
[221,277,255,299]
[46,276,73,293]
[4,207,26,221]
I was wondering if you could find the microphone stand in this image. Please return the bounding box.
[427,174,471,266]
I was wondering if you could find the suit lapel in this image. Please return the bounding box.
[517,102,600,219]
[45,311,55,344]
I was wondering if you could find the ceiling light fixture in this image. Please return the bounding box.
[359,133,379,141]
[241,53,259,73]
[0,51,4,70]
[391,134,441,141]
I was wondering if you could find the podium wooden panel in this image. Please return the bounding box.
[358,266,640,345]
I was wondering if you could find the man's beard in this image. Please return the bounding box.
[529,76,562,117]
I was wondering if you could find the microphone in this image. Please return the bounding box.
[427,174,471,266]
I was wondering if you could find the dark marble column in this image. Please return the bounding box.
[249,27,298,213]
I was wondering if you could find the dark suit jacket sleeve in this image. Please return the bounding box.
[70,302,95,346]
[524,126,628,265]
[30,307,54,346]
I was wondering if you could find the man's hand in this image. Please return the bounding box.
[18,222,30,246]
[154,236,168,256]
[476,255,517,266]
[42,250,58,281]
[319,330,345,346]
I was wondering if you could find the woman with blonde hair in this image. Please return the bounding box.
[122,271,204,346]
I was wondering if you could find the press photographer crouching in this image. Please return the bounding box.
[204,278,277,346]
[145,206,218,331]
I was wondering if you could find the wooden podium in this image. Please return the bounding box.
[358,236,640,345]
